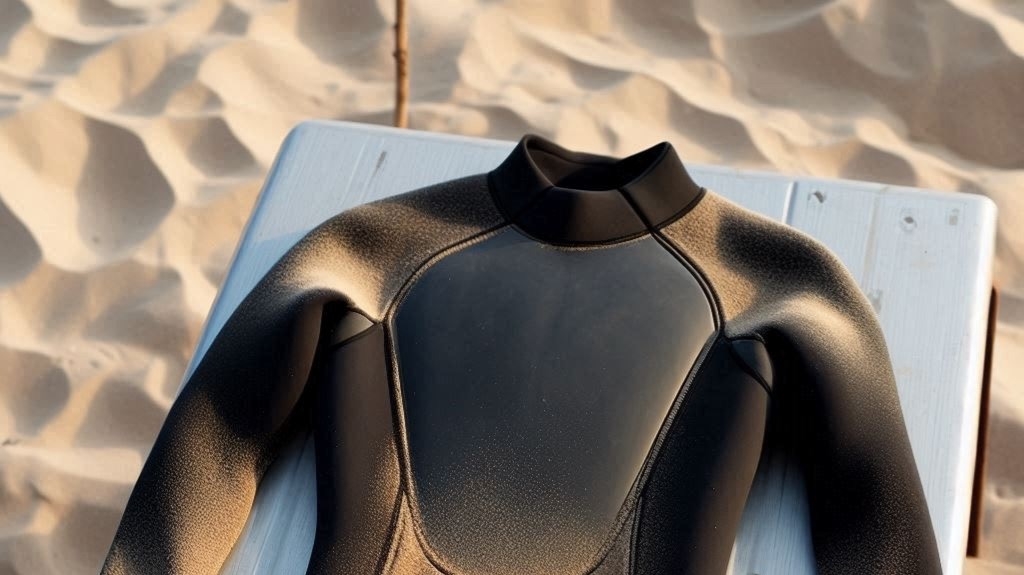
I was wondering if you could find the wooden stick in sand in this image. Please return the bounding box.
[393,0,409,128]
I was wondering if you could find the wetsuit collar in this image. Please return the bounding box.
[487,134,705,245]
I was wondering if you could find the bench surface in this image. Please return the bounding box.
[181,121,996,575]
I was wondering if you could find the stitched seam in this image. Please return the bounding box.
[373,482,407,575]
[571,293,723,574]
[323,321,379,353]
[651,230,725,330]
[634,331,723,489]
[725,337,774,398]
[614,185,723,330]
[509,225,654,252]
[490,164,654,247]
[629,496,642,575]
[323,322,403,575]
[650,232,723,330]
[657,186,707,229]
[582,502,636,575]
[508,219,653,248]
[508,183,650,248]
[381,224,512,575]
[631,336,724,571]
[639,336,721,476]
[617,185,706,233]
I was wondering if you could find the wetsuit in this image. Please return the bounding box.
[101,134,942,574]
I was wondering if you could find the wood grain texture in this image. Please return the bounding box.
[193,121,996,575]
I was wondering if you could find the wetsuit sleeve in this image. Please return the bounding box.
[101,221,352,575]
[772,298,943,575]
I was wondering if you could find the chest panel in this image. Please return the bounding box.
[391,228,715,575]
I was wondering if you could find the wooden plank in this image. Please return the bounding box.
[221,432,317,575]
[191,121,996,575]
[866,191,996,570]
[787,181,881,281]
[688,165,793,223]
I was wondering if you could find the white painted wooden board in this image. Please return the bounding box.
[177,120,997,575]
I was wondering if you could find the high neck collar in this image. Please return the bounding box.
[487,134,704,245]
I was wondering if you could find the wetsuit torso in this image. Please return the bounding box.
[101,134,943,575]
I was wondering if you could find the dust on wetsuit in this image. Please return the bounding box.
[101,134,943,575]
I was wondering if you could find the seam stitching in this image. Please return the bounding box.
[323,322,379,353]
[381,224,512,575]
[628,496,642,575]
[725,337,774,397]
[631,334,725,571]
[651,229,725,328]
[651,232,723,330]
[616,186,722,332]
[373,482,407,574]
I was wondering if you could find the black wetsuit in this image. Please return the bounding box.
[101,134,943,574]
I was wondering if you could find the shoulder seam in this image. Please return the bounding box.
[650,231,724,330]
[382,222,510,321]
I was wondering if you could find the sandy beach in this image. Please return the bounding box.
[0,0,1021,573]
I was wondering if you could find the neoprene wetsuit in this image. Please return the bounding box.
[101,134,943,575]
